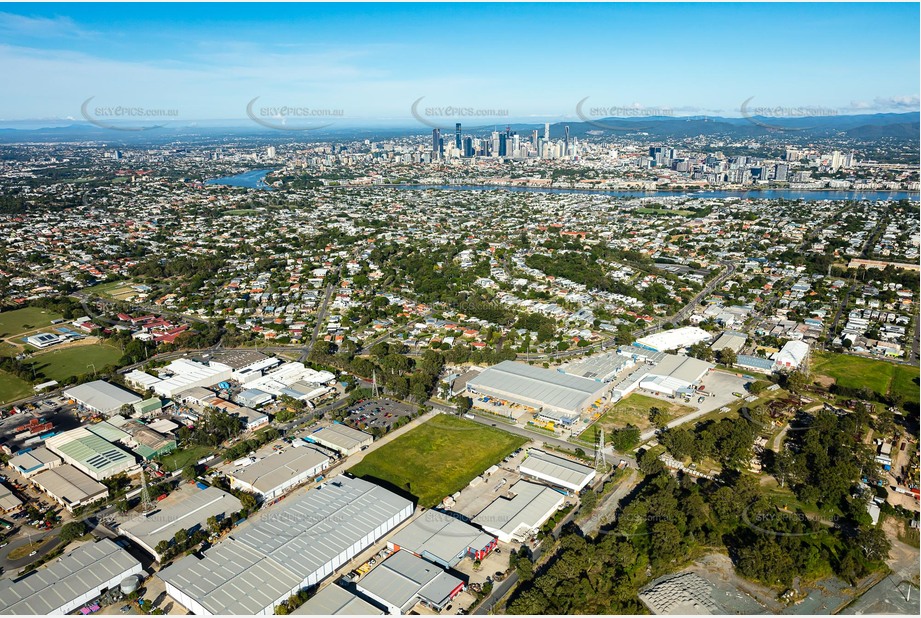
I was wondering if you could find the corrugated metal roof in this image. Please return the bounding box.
[0,539,141,615]
[357,550,462,612]
[158,476,413,615]
[62,380,141,414]
[46,428,134,476]
[388,512,494,567]
[647,354,713,385]
[32,464,109,505]
[118,486,242,557]
[311,424,373,452]
[230,446,328,495]
[466,361,606,414]
[292,584,383,615]
[86,421,130,443]
[519,449,595,489]
[472,481,564,540]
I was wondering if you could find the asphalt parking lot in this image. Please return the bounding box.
[345,398,416,432]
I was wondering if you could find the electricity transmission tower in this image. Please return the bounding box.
[139,466,153,513]
[595,428,609,472]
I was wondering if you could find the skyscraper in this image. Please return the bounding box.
[464,136,474,158]
[455,123,462,150]
[432,129,440,158]
[564,126,570,154]
[544,122,550,141]
[498,133,507,157]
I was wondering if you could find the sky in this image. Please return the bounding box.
[0,2,918,127]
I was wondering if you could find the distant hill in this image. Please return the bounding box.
[0,112,917,143]
[530,112,919,140]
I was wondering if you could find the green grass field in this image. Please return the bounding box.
[579,393,694,443]
[348,415,527,508]
[27,343,123,382]
[158,445,213,472]
[0,371,33,405]
[0,307,63,338]
[82,280,138,300]
[812,352,920,404]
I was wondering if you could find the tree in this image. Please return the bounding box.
[609,426,641,452]
[718,348,737,367]
[648,406,669,429]
[454,395,472,414]
[59,521,86,543]
[173,528,189,548]
[182,464,199,482]
[784,370,809,395]
[855,526,891,561]
[155,540,171,558]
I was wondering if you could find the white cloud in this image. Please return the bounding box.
[848,96,920,112]
[0,11,95,39]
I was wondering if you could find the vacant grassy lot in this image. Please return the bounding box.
[812,352,920,404]
[0,371,33,404]
[579,393,695,443]
[27,343,123,382]
[349,414,526,508]
[0,307,63,338]
[158,445,212,472]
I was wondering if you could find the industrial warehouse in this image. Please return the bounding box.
[306,423,373,456]
[118,485,243,561]
[518,449,596,493]
[63,380,142,417]
[0,539,143,615]
[388,511,497,568]
[355,550,466,615]
[472,480,565,543]
[465,360,610,424]
[228,444,330,501]
[44,427,137,481]
[633,326,712,352]
[291,584,382,615]
[158,476,413,615]
[30,464,109,511]
[7,446,61,478]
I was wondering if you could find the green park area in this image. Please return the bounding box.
[26,343,124,382]
[0,371,33,405]
[349,414,526,508]
[812,351,920,404]
[0,307,63,339]
[579,393,695,443]
[82,280,139,301]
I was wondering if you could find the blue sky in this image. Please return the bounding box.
[0,2,918,126]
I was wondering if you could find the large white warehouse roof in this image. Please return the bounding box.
[465,360,607,417]
[159,476,413,615]
[634,327,712,352]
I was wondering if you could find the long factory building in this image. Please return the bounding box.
[158,476,413,615]
[465,360,611,424]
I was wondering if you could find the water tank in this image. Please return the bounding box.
[120,575,140,595]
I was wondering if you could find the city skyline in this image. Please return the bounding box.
[0,2,919,126]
